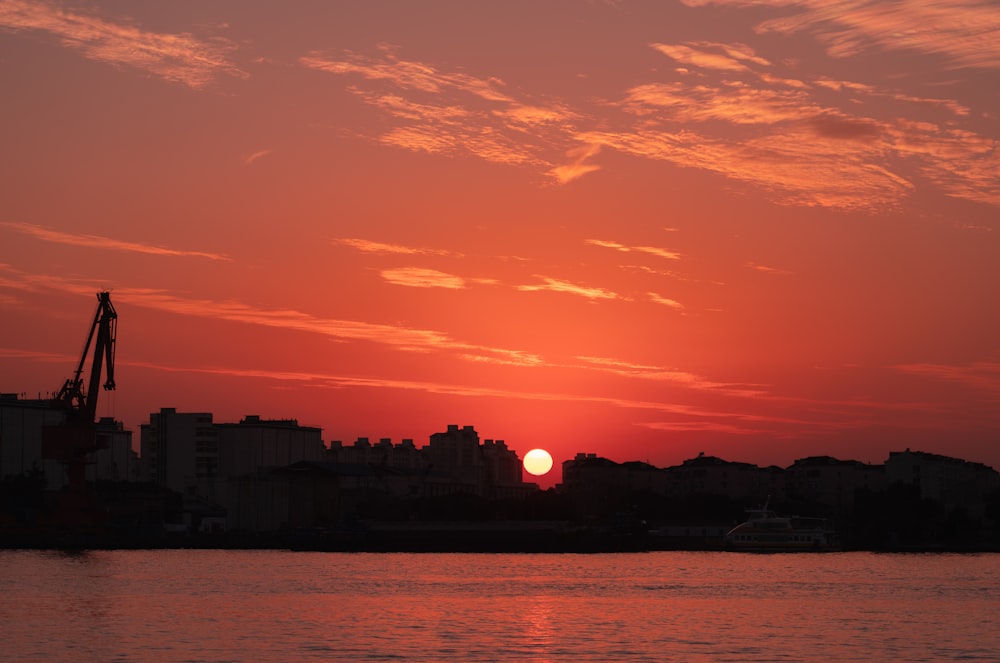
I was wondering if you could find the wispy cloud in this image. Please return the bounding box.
[550,143,602,184]
[895,362,1000,397]
[577,356,709,384]
[301,47,578,179]
[380,267,466,289]
[335,237,456,256]
[138,353,982,440]
[1,222,232,261]
[747,262,792,276]
[624,80,824,126]
[651,41,769,72]
[517,277,620,301]
[121,289,542,364]
[120,357,796,429]
[0,347,68,362]
[301,46,513,101]
[638,420,763,435]
[243,148,272,165]
[614,62,998,207]
[577,125,916,210]
[576,355,764,395]
[302,32,998,209]
[602,44,961,210]
[648,292,685,310]
[885,121,1000,207]
[0,0,246,88]
[0,269,545,368]
[587,238,682,260]
[739,0,1000,71]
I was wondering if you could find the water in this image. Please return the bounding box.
[2,550,998,661]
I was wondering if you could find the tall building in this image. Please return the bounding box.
[482,439,521,484]
[424,424,484,488]
[140,408,217,498]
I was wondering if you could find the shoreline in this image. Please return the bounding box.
[4,525,998,554]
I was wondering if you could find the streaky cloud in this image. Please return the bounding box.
[0,347,68,362]
[243,149,272,165]
[301,48,575,178]
[648,292,686,310]
[0,0,246,88]
[121,358,799,430]
[517,277,620,300]
[577,127,915,211]
[0,270,546,369]
[575,355,764,396]
[300,32,998,210]
[301,46,513,102]
[335,237,456,256]
[1,222,232,261]
[639,420,762,435]
[651,43,755,72]
[380,267,466,289]
[587,238,681,260]
[756,0,1000,71]
[895,362,1000,397]
[747,262,792,276]
[682,0,1000,70]
[550,143,602,184]
[120,289,539,364]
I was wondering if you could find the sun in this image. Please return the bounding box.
[523,448,553,476]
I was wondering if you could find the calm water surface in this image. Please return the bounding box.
[2,550,998,661]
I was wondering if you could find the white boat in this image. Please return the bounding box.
[725,502,839,552]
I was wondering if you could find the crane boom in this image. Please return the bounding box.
[54,291,117,423]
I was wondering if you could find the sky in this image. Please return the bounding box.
[1,0,998,486]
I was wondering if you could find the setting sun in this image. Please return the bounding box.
[523,449,554,477]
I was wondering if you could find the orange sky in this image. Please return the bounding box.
[2,0,998,485]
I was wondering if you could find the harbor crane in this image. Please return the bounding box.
[42,291,118,499]
[53,291,117,423]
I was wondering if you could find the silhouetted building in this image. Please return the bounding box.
[229,460,425,532]
[562,453,616,492]
[0,394,138,489]
[664,453,772,502]
[885,449,999,516]
[328,436,422,469]
[424,424,483,489]
[215,415,324,478]
[88,417,139,482]
[325,425,529,501]
[620,460,670,495]
[482,439,521,485]
[329,437,371,465]
[0,393,65,488]
[140,408,217,498]
[786,456,884,513]
[562,454,669,498]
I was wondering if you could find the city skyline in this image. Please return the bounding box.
[7,393,999,489]
[2,1,999,484]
